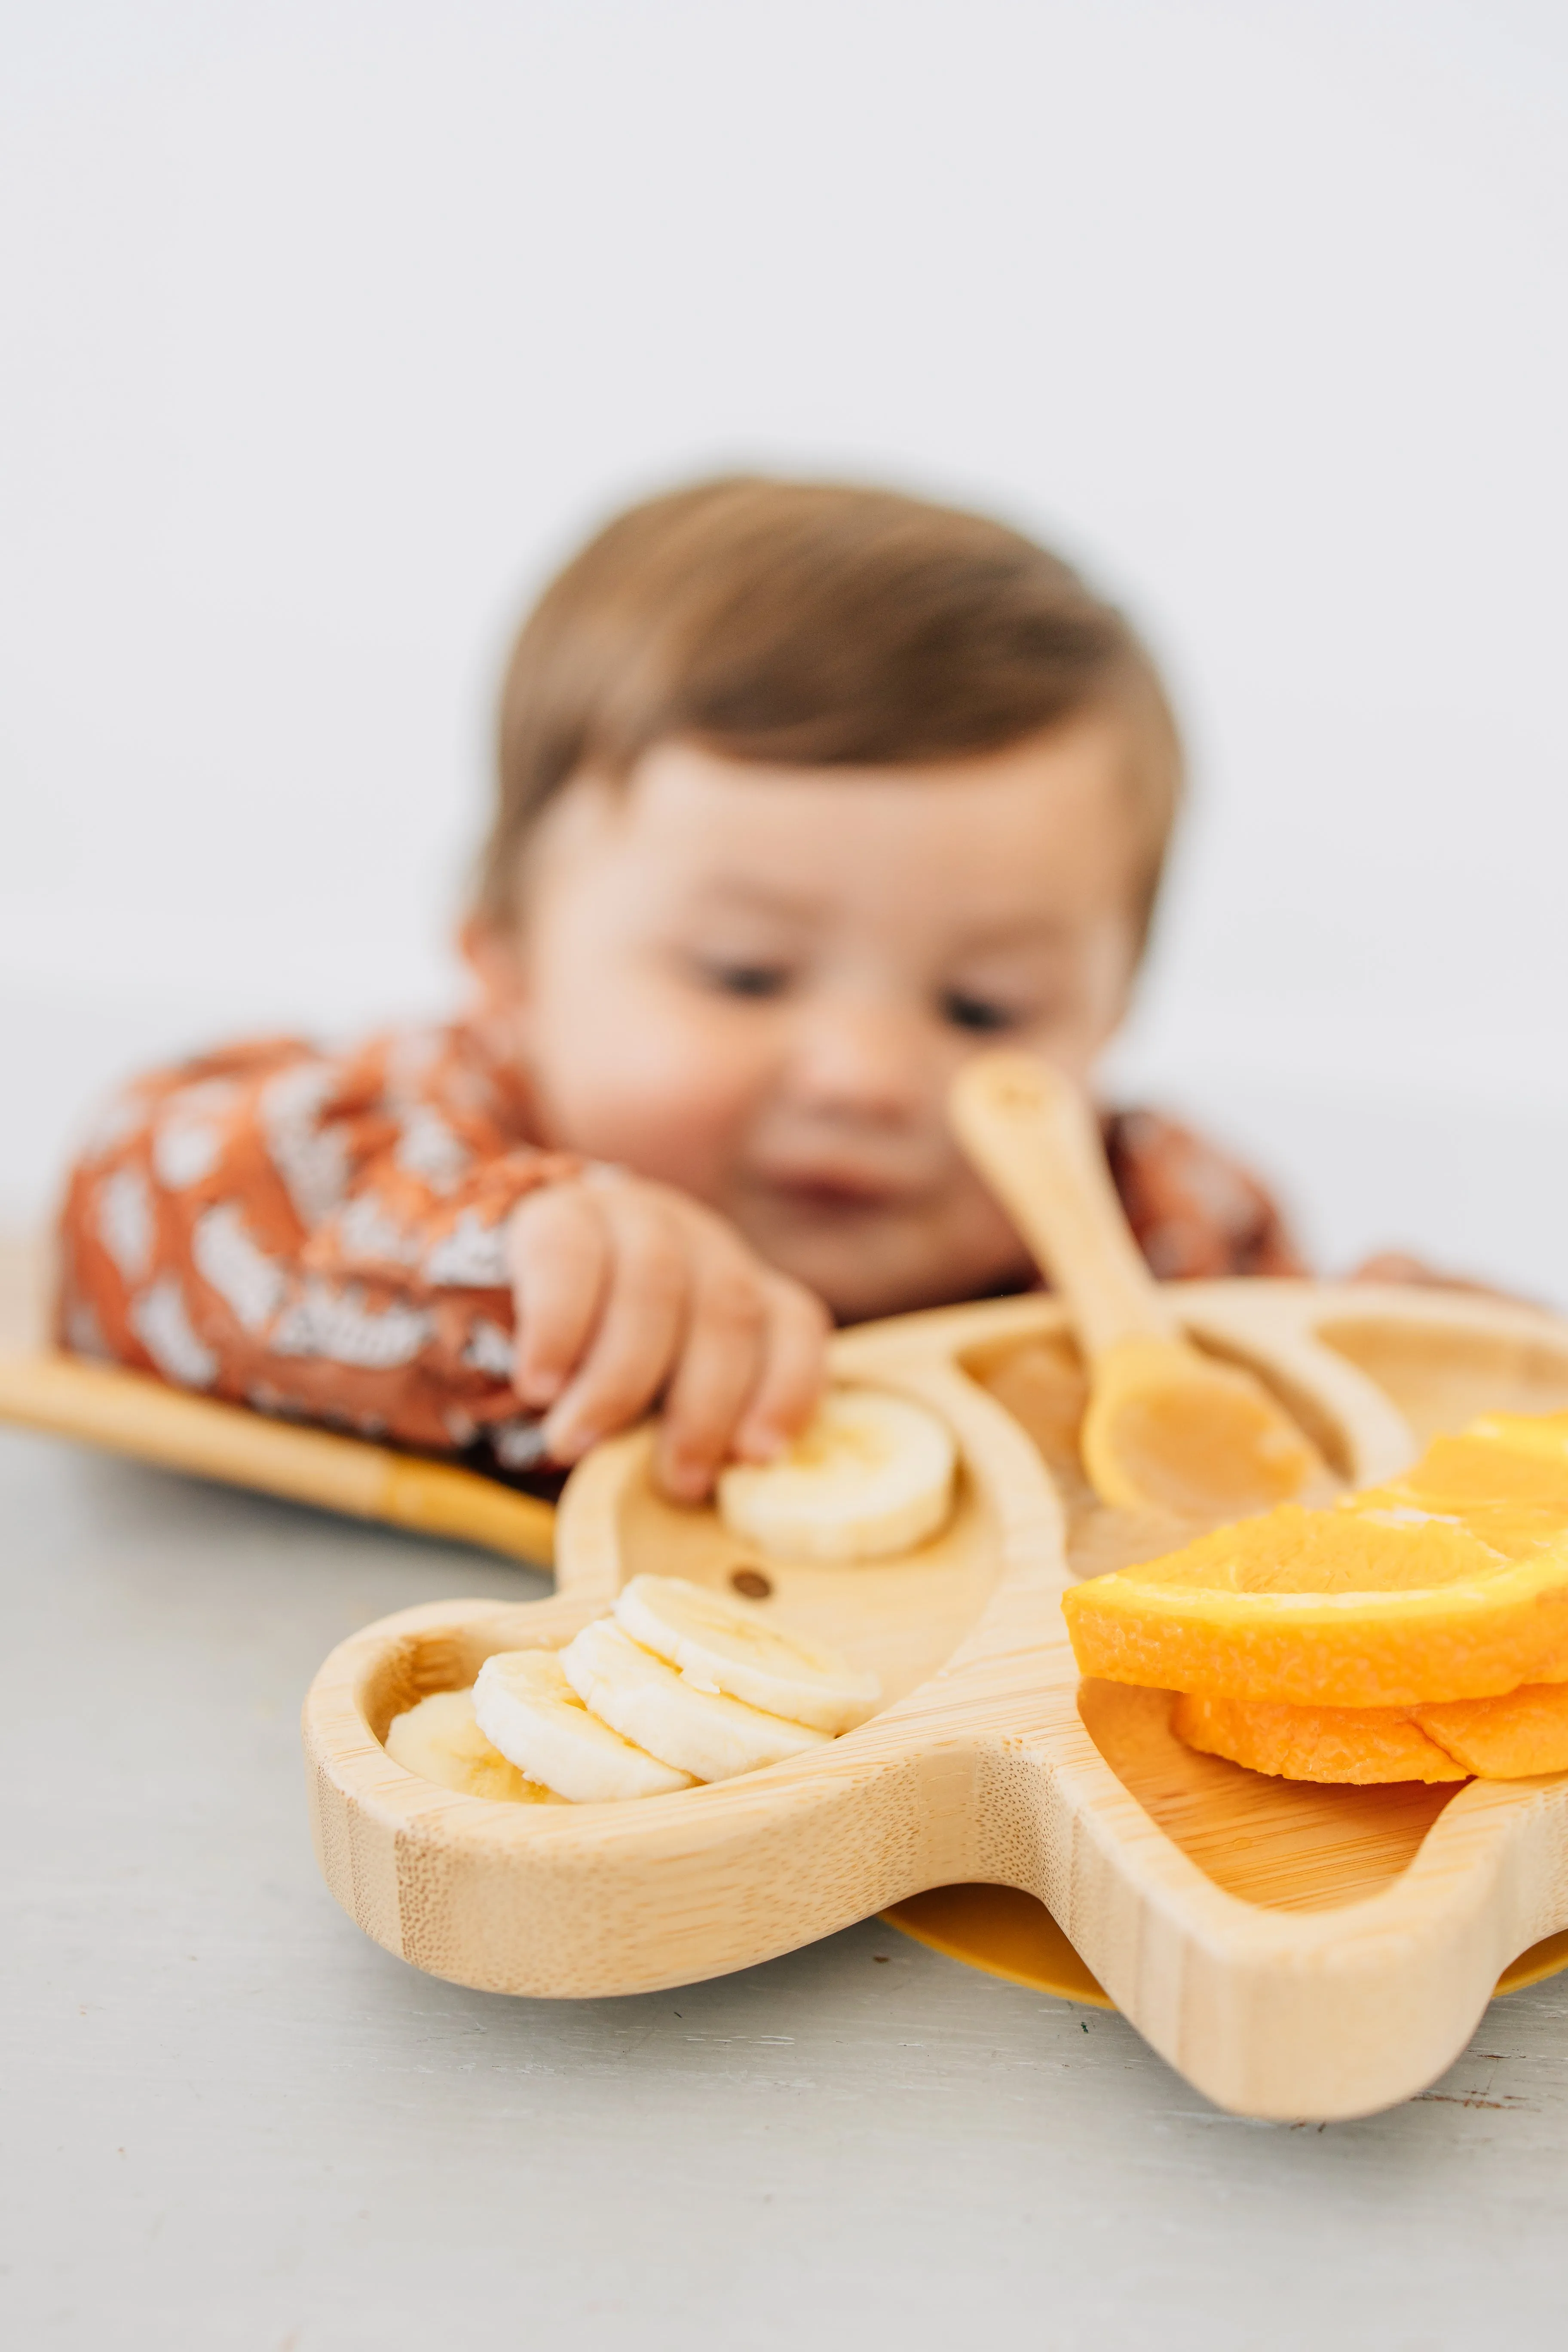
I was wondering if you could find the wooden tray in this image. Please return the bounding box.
[0,1351,556,1566]
[305,1277,1568,2121]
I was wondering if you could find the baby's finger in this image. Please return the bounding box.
[654,1253,769,1501]
[733,1278,831,1461]
[506,1184,610,1409]
[540,1188,688,1462]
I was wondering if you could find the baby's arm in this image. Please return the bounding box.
[55,1029,576,1460]
[56,1028,827,1495]
[1105,1108,1309,1280]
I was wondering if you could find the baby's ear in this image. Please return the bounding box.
[459,917,527,1014]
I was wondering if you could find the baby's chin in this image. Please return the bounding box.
[741,1211,1034,1328]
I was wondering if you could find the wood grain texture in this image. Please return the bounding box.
[0,1351,555,1566]
[304,1277,1568,2119]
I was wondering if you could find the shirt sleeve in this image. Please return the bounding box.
[1104,1108,1309,1280]
[54,1026,579,1457]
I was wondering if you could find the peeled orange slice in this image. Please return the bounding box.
[1062,1500,1568,1707]
[1173,1678,1568,1784]
[1173,1691,1467,1785]
[1415,1680,1568,1779]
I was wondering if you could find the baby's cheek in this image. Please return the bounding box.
[532,997,761,1207]
[585,1083,746,1204]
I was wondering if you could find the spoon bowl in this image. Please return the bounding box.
[948,1050,1322,1517]
[1083,1332,1321,1516]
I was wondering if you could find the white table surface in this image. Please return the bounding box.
[6,1420,1568,2352]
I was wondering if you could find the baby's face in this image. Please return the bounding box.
[477,722,1142,1322]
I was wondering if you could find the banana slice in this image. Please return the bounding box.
[560,1617,830,1782]
[473,1648,695,1802]
[717,1385,956,1562]
[383,1687,565,1802]
[613,1573,879,1733]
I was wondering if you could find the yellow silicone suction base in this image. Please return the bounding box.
[881,1883,1568,2007]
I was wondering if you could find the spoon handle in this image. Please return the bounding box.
[949,1050,1179,1361]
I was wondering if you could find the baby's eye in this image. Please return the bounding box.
[940,988,1017,1034]
[703,960,791,1001]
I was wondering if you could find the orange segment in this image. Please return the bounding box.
[1364,1430,1568,1508]
[1173,1692,1467,1785]
[1415,1681,1568,1778]
[1173,1679,1568,1784]
[1080,1411,1568,1766]
[1467,1408,1568,1465]
[1348,1433,1568,1560]
[1123,1504,1505,1592]
[1062,1498,1568,1706]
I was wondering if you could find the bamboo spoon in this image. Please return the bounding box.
[949,1050,1320,1516]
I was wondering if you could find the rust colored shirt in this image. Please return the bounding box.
[55,1020,1305,1459]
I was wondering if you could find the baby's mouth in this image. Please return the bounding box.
[750,1167,918,1217]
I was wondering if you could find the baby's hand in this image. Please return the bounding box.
[505,1168,830,1501]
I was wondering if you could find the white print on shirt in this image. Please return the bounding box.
[248,1382,309,1419]
[490,1415,550,1470]
[261,1063,349,1227]
[462,1317,515,1378]
[334,1190,423,1269]
[151,1079,242,1191]
[97,1167,155,1281]
[394,1108,472,1194]
[131,1274,219,1387]
[153,1119,224,1189]
[424,1207,508,1289]
[192,1203,287,1333]
[271,1279,434,1369]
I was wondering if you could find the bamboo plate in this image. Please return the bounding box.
[0,1351,556,1566]
[304,1277,1568,2121]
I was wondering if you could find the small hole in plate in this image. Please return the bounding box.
[729,1566,772,1600]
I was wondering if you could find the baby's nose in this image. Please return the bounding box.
[788,999,932,1121]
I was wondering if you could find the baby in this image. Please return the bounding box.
[57,476,1301,1501]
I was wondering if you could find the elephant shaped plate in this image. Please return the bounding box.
[303,1278,1568,2121]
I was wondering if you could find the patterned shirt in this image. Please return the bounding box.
[55,1019,1305,1459]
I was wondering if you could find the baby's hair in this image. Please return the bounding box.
[478,475,1183,949]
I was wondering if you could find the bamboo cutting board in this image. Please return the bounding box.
[302,1277,1568,2120]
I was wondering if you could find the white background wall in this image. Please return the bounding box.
[4,0,1566,1292]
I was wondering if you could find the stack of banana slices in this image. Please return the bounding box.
[386,1385,954,1804]
[385,1574,882,1806]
